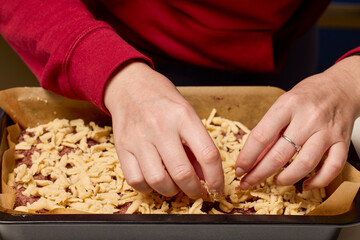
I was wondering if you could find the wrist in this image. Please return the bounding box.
[326,54,360,118]
[104,61,152,114]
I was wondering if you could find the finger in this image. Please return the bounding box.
[135,143,179,197]
[179,113,224,196]
[184,145,205,181]
[239,125,305,190]
[248,133,281,173]
[303,141,348,190]
[274,131,330,186]
[156,135,204,199]
[235,102,291,177]
[116,148,152,194]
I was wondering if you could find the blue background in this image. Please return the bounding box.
[317,0,360,72]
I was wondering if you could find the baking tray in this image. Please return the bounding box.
[0,89,359,240]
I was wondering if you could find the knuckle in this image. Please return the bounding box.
[309,104,323,117]
[175,102,193,117]
[206,176,224,191]
[297,157,317,171]
[307,105,325,124]
[172,164,194,182]
[126,175,146,189]
[268,148,288,167]
[144,114,164,132]
[146,171,168,187]
[199,145,220,164]
[174,102,198,125]
[327,160,344,174]
[116,137,130,149]
[282,91,301,105]
[251,129,270,146]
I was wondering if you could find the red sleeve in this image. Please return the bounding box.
[0,0,153,113]
[337,46,360,63]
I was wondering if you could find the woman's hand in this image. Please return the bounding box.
[104,61,224,199]
[235,55,360,190]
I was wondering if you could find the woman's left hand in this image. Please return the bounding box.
[235,55,360,190]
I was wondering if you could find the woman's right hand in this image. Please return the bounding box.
[104,61,224,199]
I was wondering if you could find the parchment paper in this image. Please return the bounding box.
[0,87,359,215]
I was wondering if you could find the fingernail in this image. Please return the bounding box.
[303,182,311,191]
[200,184,208,199]
[235,167,245,177]
[273,175,279,185]
[239,181,250,190]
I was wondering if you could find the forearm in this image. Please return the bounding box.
[0,0,153,112]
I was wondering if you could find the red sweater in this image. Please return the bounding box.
[0,0,358,112]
